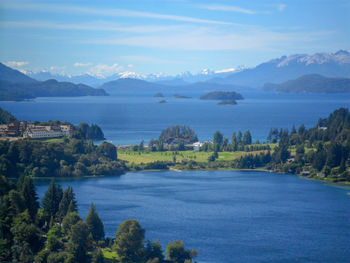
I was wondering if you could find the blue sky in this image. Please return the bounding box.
[0,0,349,77]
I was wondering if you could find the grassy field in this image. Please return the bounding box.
[118,149,267,164]
[102,249,118,262]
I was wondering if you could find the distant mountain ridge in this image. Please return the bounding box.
[0,63,108,101]
[263,74,350,93]
[211,50,350,88]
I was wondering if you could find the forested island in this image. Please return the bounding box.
[173,94,191,99]
[0,177,197,263]
[199,91,244,106]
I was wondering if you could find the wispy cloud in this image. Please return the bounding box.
[198,4,255,14]
[2,2,233,25]
[74,62,93,67]
[1,21,184,33]
[5,61,29,67]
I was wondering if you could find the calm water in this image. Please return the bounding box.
[35,171,350,263]
[1,91,350,145]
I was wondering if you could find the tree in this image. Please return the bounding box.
[98,142,118,160]
[144,240,164,262]
[85,203,105,241]
[19,176,39,220]
[113,219,145,263]
[213,131,223,152]
[166,240,197,263]
[57,186,77,220]
[11,210,42,262]
[91,249,105,263]
[243,130,252,145]
[62,212,82,235]
[42,181,63,221]
[67,221,89,263]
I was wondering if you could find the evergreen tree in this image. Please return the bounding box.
[67,221,89,263]
[58,186,77,220]
[42,181,63,221]
[113,219,145,263]
[145,240,164,262]
[19,177,39,220]
[243,130,252,145]
[85,203,105,241]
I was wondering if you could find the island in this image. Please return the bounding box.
[217,99,237,105]
[199,91,244,105]
[158,99,168,104]
[173,94,192,99]
[153,92,164,98]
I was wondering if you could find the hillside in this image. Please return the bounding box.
[262,74,350,93]
[210,50,350,88]
[0,63,37,83]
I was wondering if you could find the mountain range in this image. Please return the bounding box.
[25,50,350,89]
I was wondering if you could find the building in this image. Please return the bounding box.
[23,125,73,139]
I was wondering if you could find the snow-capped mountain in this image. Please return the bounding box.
[211,50,350,88]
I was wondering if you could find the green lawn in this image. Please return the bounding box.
[102,249,118,262]
[118,149,267,164]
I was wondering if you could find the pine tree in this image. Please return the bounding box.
[57,186,77,220]
[85,203,105,241]
[42,181,63,221]
[19,177,39,220]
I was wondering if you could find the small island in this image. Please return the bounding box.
[173,94,191,99]
[217,99,237,105]
[154,92,164,98]
[158,99,168,104]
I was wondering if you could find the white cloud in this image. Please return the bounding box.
[198,4,255,14]
[87,63,124,78]
[74,62,93,67]
[5,61,29,67]
[278,4,286,12]
[3,2,233,25]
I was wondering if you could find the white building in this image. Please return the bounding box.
[23,125,72,139]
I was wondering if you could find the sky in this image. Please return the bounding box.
[0,0,349,78]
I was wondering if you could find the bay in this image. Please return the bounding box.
[35,171,350,263]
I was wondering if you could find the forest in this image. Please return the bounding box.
[0,176,197,263]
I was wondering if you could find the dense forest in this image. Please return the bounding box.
[149,126,198,149]
[0,177,197,263]
[0,138,125,178]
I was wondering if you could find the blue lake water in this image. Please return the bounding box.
[35,171,350,263]
[1,91,350,145]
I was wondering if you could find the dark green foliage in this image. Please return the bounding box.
[67,221,89,263]
[91,249,105,263]
[62,212,82,235]
[158,125,198,145]
[145,240,164,262]
[85,203,105,241]
[42,181,63,221]
[113,219,145,263]
[73,123,105,140]
[243,130,252,145]
[0,107,17,124]
[19,176,39,220]
[166,240,197,263]
[58,186,78,220]
[0,138,126,178]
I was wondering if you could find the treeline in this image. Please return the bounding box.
[0,138,125,178]
[266,108,350,181]
[72,123,105,140]
[0,177,197,263]
[200,130,269,153]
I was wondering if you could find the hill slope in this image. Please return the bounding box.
[262,74,350,93]
[0,63,37,83]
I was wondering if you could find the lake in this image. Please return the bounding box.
[35,171,350,263]
[1,91,350,145]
